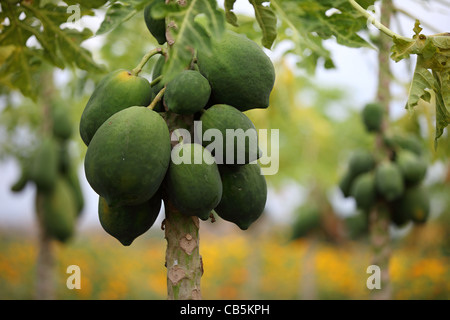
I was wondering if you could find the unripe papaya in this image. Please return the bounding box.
[384,133,423,156]
[144,0,166,45]
[350,172,376,211]
[197,30,275,111]
[392,186,430,225]
[38,177,77,242]
[375,161,404,201]
[339,150,375,198]
[65,164,84,216]
[164,70,211,115]
[199,104,260,164]
[215,163,267,230]
[29,136,59,192]
[10,165,30,193]
[338,170,354,198]
[395,150,427,185]
[98,192,161,246]
[344,212,369,240]
[79,69,153,146]
[164,143,222,220]
[84,107,171,207]
[362,102,384,133]
[348,150,376,177]
[290,203,321,239]
[58,143,71,174]
[51,105,72,140]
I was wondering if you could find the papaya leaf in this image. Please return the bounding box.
[224,0,239,27]
[392,21,450,145]
[433,70,450,146]
[162,0,225,83]
[406,60,434,111]
[63,0,109,10]
[248,0,277,49]
[0,2,104,99]
[270,0,373,72]
[96,2,137,35]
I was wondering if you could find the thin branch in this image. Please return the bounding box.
[348,0,411,41]
[131,47,165,76]
[148,87,166,110]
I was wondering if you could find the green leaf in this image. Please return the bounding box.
[433,71,450,146]
[270,0,373,72]
[406,60,434,111]
[248,0,277,49]
[96,2,137,35]
[162,0,225,83]
[392,21,450,145]
[224,0,238,27]
[64,0,109,10]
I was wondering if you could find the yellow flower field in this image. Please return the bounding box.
[0,221,449,300]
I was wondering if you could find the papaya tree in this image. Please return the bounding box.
[0,0,105,299]
[1,0,448,300]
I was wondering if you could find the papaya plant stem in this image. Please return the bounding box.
[348,0,410,41]
[150,75,163,87]
[370,0,394,300]
[148,87,166,110]
[131,47,165,76]
[164,199,202,300]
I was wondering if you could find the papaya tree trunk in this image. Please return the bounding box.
[370,0,394,300]
[35,193,56,300]
[35,70,56,300]
[164,200,203,300]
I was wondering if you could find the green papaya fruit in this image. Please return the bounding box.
[395,150,427,185]
[164,143,222,220]
[215,163,267,230]
[57,143,71,174]
[384,132,423,156]
[338,170,354,198]
[290,203,321,240]
[51,105,73,140]
[344,212,369,240]
[392,186,430,225]
[348,150,376,177]
[362,102,384,133]
[38,177,77,242]
[79,69,153,146]
[339,150,375,198]
[65,164,84,216]
[197,30,275,111]
[98,191,161,246]
[144,0,166,45]
[199,104,260,164]
[84,107,171,207]
[375,161,404,201]
[29,136,59,192]
[11,165,30,193]
[164,70,211,115]
[350,172,376,211]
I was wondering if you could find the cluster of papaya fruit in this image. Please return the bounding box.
[79,3,275,246]
[340,102,430,228]
[11,105,84,242]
